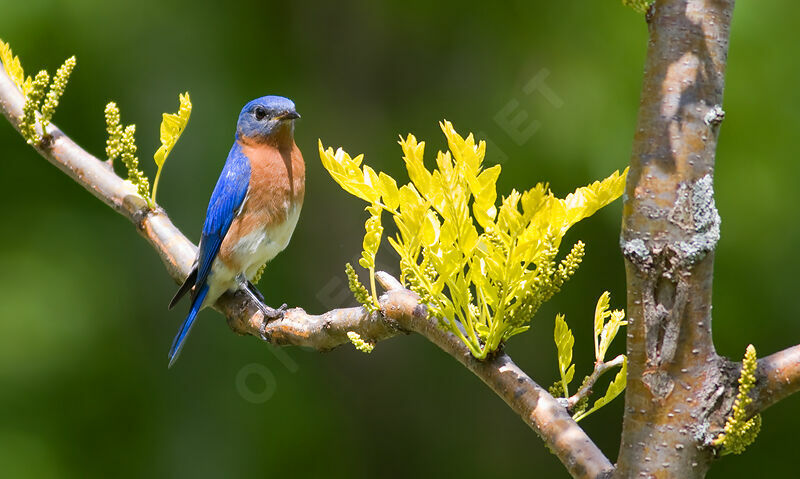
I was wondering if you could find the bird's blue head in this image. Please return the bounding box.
[236,95,300,143]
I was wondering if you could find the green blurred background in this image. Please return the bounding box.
[1,1,797,477]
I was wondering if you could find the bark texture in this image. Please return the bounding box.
[616,0,735,477]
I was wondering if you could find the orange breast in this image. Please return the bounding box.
[217,138,305,270]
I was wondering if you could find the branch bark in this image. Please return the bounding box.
[751,345,800,415]
[617,0,736,477]
[1,63,614,478]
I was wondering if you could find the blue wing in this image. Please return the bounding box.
[167,142,250,367]
[194,142,251,294]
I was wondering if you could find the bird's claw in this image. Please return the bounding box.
[260,304,285,321]
[257,304,286,341]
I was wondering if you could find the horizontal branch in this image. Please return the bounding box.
[750,344,800,415]
[0,64,613,479]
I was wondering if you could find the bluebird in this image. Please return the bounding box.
[167,95,305,367]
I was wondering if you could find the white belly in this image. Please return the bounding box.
[202,204,302,308]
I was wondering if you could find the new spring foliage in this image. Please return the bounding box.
[622,0,653,14]
[320,121,627,359]
[713,344,762,455]
[553,292,627,422]
[1,39,75,143]
[104,93,191,208]
[152,93,191,204]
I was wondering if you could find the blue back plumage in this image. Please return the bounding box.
[168,143,250,367]
[195,142,251,292]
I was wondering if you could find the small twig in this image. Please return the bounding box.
[567,354,626,409]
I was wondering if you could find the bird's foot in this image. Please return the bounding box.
[257,304,287,341]
[259,303,286,321]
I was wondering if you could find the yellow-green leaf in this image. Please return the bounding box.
[0,39,30,94]
[598,309,626,363]
[399,134,431,197]
[420,210,440,247]
[554,313,575,395]
[440,119,484,175]
[470,164,501,229]
[594,291,611,360]
[151,92,192,204]
[377,172,400,211]
[558,167,628,235]
[318,142,381,203]
[359,204,383,270]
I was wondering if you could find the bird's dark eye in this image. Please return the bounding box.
[254,106,267,121]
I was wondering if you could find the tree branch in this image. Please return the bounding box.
[750,345,800,415]
[1,64,614,479]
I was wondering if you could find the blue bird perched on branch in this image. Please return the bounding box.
[167,96,305,367]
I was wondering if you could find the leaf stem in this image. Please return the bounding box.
[567,354,625,410]
[152,164,163,204]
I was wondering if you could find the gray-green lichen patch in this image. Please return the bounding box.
[621,237,651,266]
[671,174,720,265]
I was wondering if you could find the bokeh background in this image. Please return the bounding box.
[1,1,797,477]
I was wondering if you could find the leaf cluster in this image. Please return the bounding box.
[1,39,75,143]
[554,292,627,422]
[320,121,627,359]
[104,93,192,208]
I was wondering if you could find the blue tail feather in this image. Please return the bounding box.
[168,284,210,368]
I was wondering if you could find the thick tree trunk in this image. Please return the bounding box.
[616,0,735,477]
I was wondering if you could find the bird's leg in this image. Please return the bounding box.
[236,274,285,321]
[246,280,266,303]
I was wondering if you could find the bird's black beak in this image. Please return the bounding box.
[278,110,301,120]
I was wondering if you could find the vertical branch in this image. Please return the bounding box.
[616,0,735,478]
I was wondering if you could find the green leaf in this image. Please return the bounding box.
[420,210,440,247]
[594,291,611,360]
[598,309,626,363]
[593,291,626,362]
[558,167,628,236]
[377,172,400,211]
[399,134,431,197]
[470,164,501,229]
[554,313,575,396]
[152,92,192,203]
[0,39,31,94]
[318,142,381,203]
[358,204,383,270]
